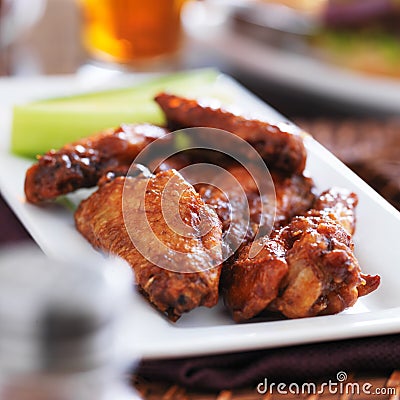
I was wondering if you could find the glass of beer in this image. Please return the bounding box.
[79,0,187,68]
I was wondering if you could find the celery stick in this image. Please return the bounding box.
[12,104,165,157]
[11,69,220,158]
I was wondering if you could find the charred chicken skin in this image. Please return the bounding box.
[25,124,168,203]
[75,170,223,321]
[222,188,380,322]
[195,164,315,251]
[154,93,307,175]
[310,187,358,236]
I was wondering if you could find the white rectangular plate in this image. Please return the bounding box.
[1,73,400,359]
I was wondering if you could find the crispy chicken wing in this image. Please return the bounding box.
[196,164,315,251]
[222,237,288,322]
[222,188,380,322]
[75,170,223,321]
[273,172,316,227]
[311,187,358,235]
[25,124,168,203]
[154,93,307,174]
[269,215,363,319]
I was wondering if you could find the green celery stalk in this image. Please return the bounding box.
[11,69,221,158]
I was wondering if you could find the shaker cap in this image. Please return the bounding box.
[0,245,133,374]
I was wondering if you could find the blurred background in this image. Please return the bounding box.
[1,0,400,116]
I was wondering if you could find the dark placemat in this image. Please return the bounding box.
[0,194,32,244]
[134,370,400,399]
[137,334,400,392]
[296,118,400,210]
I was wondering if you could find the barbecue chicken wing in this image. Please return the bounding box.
[222,188,380,322]
[196,164,315,252]
[25,124,168,203]
[310,187,358,235]
[155,93,307,174]
[221,237,288,322]
[75,170,223,321]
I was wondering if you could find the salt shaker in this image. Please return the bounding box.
[0,245,141,400]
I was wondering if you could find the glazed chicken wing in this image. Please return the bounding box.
[310,187,358,235]
[25,124,168,203]
[75,170,223,321]
[222,237,288,322]
[155,93,307,174]
[222,188,380,322]
[196,164,315,252]
[268,215,372,319]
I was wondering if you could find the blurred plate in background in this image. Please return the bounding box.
[183,1,400,113]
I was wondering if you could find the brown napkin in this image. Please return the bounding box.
[137,334,400,391]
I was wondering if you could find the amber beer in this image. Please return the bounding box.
[80,0,186,65]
